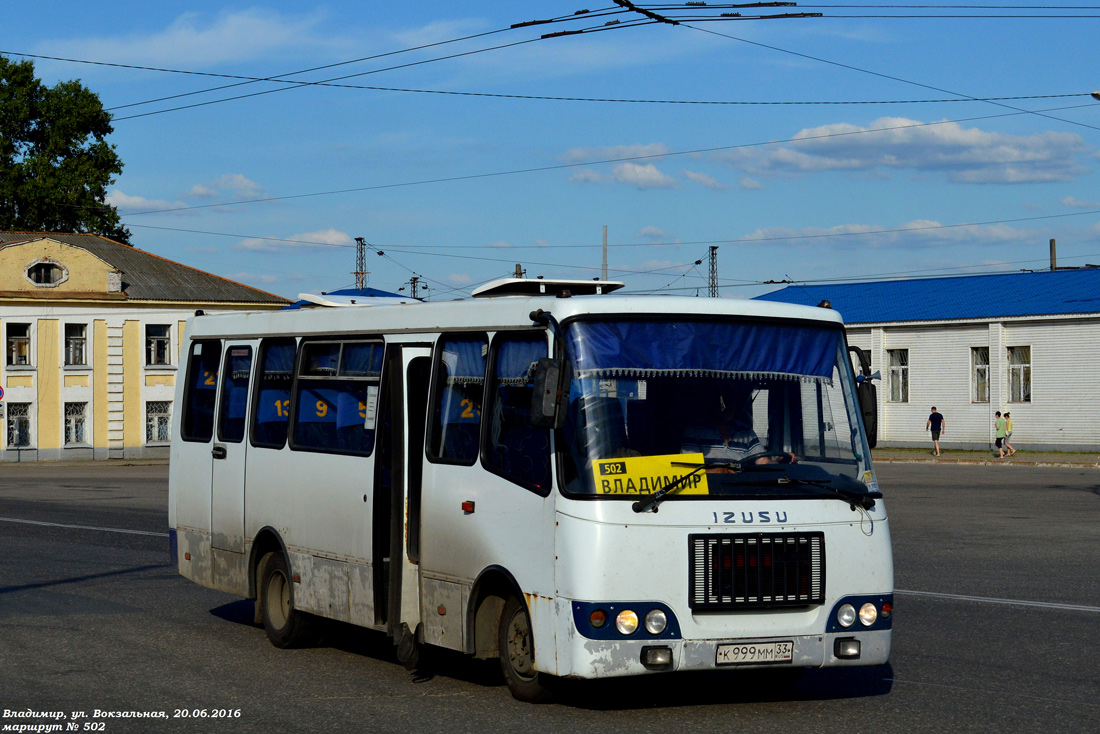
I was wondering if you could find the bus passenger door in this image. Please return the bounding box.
[373,344,432,658]
[211,342,254,556]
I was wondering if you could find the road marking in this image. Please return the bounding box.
[896,588,1100,613]
[0,516,168,538]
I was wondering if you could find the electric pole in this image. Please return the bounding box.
[708,246,719,297]
[353,237,369,291]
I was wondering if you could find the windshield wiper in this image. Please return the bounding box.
[773,475,882,511]
[631,461,738,513]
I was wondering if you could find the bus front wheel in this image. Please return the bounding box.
[259,552,316,649]
[498,595,553,703]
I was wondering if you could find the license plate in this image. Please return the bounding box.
[715,640,794,666]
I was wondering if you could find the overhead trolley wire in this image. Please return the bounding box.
[10,49,1087,108]
[104,100,1097,218]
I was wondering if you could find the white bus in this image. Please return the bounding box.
[168,279,891,702]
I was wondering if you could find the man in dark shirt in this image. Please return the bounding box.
[925,407,945,456]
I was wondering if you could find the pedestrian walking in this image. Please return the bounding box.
[994,411,1007,458]
[926,406,945,456]
[1004,412,1016,456]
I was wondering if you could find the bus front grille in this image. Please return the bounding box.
[689,532,825,610]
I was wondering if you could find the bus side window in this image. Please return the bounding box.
[181,340,222,442]
[289,339,382,456]
[427,334,487,465]
[217,346,253,443]
[251,338,296,449]
[482,332,551,495]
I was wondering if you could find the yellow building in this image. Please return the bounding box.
[1,232,288,461]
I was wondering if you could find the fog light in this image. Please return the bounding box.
[837,603,856,628]
[642,646,673,669]
[859,603,878,627]
[835,638,861,659]
[644,609,667,635]
[589,609,607,628]
[615,609,639,635]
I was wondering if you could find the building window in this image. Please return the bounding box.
[972,347,989,403]
[146,325,171,366]
[887,349,909,403]
[1008,346,1031,403]
[6,323,31,366]
[65,403,88,445]
[146,401,171,444]
[26,261,66,286]
[65,324,88,366]
[6,403,31,447]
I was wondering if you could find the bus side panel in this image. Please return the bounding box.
[418,463,559,672]
[244,447,374,623]
[169,327,215,589]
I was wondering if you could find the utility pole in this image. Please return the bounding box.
[353,237,369,290]
[602,225,608,281]
[408,275,421,299]
[708,246,719,297]
[514,263,525,278]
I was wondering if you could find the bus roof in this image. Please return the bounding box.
[184,292,845,340]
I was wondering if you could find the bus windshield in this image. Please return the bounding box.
[558,318,874,500]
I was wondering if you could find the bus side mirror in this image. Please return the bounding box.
[531,357,569,429]
[858,380,878,449]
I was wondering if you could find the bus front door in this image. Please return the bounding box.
[210,342,253,567]
[373,344,432,663]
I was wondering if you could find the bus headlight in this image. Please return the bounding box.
[615,610,639,635]
[837,603,856,628]
[644,609,667,635]
[859,602,878,626]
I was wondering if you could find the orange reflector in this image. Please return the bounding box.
[292,574,300,583]
[438,605,447,616]
[184,553,191,561]
[461,501,475,513]
[881,602,892,618]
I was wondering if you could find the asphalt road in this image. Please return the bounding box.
[1,461,1097,733]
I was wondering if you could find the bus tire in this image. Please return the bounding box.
[498,595,553,703]
[259,552,316,649]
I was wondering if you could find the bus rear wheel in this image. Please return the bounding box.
[498,595,553,703]
[259,552,317,649]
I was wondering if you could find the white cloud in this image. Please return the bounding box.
[39,9,342,69]
[535,239,553,248]
[740,219,1031,250]
[569,169,608,184]
[446,273,474,285]
[236,228,352,252]
[486,241,512,249]
[562,143,670,164]
[187,174,264,200]
[611,163,676,189]
[1061,196,1100,209]
[683,170,727,190]
[638,226,680,245]
[392,19,488,48]
[107,189,189,214]
[739,177,763,190]
[716,117,1091,184]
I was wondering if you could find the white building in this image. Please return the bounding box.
[757,268,1100,451]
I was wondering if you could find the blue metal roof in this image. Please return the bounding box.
[754,268,1100,324]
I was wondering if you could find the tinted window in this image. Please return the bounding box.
[217,346,253,443]
[181,340,222,442]
[428,334,487,465]
[290,340,383,456]
[482,333,550,493]
[251,338,297,449]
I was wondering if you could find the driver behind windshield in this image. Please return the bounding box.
[679,380,796,466]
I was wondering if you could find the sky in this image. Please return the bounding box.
[4,2,1100,301]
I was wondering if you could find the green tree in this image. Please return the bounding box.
[0,55,129,243]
